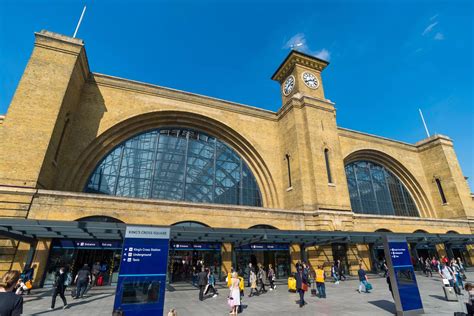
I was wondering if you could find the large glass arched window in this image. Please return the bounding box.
[85,128,262,207]
[345,161,418,217]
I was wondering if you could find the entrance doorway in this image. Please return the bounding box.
[234,244,290,280]
[168,242,222,282]
[332,243,349,275]
[44,239,122,287]
[369,244,386,273]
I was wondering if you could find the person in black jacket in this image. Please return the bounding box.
[197,267,208,301]
[295,267,308,308]
[50,267,68,310]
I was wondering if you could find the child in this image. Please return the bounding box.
[15,278,28,295]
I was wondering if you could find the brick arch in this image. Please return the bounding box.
[344,149,433,218]
[63,110,279,208]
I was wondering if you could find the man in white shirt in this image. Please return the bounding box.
[439,263,455,288]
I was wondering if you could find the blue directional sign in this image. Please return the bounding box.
[113,226,170,316]
[383,235,424,315]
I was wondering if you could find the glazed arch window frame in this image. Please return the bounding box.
[84,127,263,207]
[344,160,419,217]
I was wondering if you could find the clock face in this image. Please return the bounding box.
[302,72,319,89]
[283,75,295,96]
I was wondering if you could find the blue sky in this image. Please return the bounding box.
[1,0,473,189]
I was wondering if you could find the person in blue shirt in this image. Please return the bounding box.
[357,264,370,293]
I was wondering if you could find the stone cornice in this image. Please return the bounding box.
[338,127,418,152]
[271,50,329,83]
[416,134,454,152]
[90,73,278,121]
[276,93,335,120]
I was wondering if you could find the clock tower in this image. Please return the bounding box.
[271,50,329,105]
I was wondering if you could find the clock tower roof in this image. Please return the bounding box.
[271,50,329,83]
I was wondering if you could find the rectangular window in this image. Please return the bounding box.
[285,154,292,188]
[435,178,447,204]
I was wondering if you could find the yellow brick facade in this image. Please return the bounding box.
[0,31,473,283]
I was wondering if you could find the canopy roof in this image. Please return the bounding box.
[0,218,472,247]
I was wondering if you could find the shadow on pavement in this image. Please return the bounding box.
[27,293,114,315]
[368,300,396,314]
[429,294,448,301]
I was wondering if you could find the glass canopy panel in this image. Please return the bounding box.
[344,161,419,217]
[85,128,262,207]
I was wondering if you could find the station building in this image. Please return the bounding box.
[0,31,473,287]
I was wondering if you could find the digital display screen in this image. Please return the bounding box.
[395,268,415,286]
[121,280,160,305]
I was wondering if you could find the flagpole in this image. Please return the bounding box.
[73,5,87,38]
[419,108,430,138]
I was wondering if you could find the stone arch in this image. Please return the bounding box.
[75,215,124,223]
[64,110,279,208]
[414,229,429,234]
[344,149,433,218]
[248,224,278,229]
[375,229,392,233]
[446,230,459,234]
[172,221,210,227]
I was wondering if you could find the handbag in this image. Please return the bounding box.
[227,297,234,308]
[24,280,33,290]
[365,282,373,291]
[302,282,309,292]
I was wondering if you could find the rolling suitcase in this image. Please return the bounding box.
[443,286,458,301]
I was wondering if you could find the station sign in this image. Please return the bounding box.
[383,235,424,315]
[113,226,170,316]
[52,239,122,249]
[171,242,221,251]
[235,243,289,251]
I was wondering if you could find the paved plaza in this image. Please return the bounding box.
[22,272,472,315]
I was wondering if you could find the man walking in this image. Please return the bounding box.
[50,267,68,310]
[197,267,208,301]
[74,264,91,299]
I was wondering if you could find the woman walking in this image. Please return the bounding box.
[257,264,267,294]
[268,264,276,290]
[0,270,23,316]
[248,268,258,297]
[295,266,308,307]
[228,272,241,315]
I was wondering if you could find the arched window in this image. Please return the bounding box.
[345,161,418,217]
[76,216,124,223]
[249,225,278,229]
[172,221,209,227]
[85,128,262,207]
[324,148,332,184]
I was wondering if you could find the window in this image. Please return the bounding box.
[344,161,418,217]
[85,128,262,207]
[324,148,332,184]
[435,178,447,204]
[285,154,292,188]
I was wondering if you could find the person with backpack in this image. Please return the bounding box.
[357,264,371,294]
[50,267,68,310]
[74,264,91,299]
[204,268,218,298]
[439,262,460,295]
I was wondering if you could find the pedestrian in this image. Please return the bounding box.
[464,283,474,315]
[91,262,101,286]
[249,267,258,297]
[268,264,276,290]
[14,278,27,295]
[424,258,432,277]
[315,265,326,298]
[357,264,370,293]
[336,260,346,281]
[247,263,253,287]
[167,308,178,316]
[50,267,68,310]
[381,259,388,277]
[458,257,467,281]
[197,267,208,301]
[451,258,464,290]
[418,257,426,275]
[331,263,339,284]
[0,270,23,316]
[228,272,241,315]
[295,266,308,307]
[204,268,218,298]
[386,275,393,299]
[257,263,267,294]
[74,264,91,299]
[439,262,460,294]
[22,264,36,295]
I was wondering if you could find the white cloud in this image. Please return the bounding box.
[283,33,331,61]
[422,21,438,36]
[434,32,445,40]
[430,14,439,21]
[314,48,330,61]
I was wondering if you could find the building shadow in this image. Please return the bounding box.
[368,300,396,314]
[429,294,448,301]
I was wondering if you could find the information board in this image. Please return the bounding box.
[113,226,170,316]
[383,235,424,316]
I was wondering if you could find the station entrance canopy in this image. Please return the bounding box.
[0,218,472,248]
